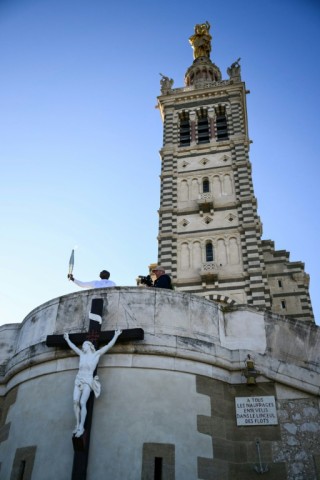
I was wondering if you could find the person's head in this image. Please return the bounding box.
[152,266,165,279]
[100,270,110,280]
[82,341,96,353]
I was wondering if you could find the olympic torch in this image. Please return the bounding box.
[68,249,75,280]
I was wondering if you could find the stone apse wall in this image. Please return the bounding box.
[0,288,319,480]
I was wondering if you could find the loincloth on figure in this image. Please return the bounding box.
[75,374,101,398]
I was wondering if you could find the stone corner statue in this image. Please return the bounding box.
[189,21,212,59]
[160,73,174,94]
[64,329,122,438]
[227,57,241,80]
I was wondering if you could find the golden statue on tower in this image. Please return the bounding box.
[189,21,212,59]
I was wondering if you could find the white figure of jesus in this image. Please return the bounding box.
[64,329,122,437]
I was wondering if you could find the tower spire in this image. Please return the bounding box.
[185,22,221,87]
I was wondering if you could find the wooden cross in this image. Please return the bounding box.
[46,298,144,480]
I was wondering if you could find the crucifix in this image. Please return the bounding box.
[46,298,144,480]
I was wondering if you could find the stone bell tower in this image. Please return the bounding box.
[156,22,314,322]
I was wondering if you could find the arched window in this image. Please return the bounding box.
[197,108,210,144]
[179,112,190,147]
[206,242,214,262]
[202,178,210,193]
[215,105,228,141]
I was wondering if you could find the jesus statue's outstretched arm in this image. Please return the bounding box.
[63,333,82,356]
[97,329,122,356]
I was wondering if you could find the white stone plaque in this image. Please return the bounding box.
[235,396,278,426]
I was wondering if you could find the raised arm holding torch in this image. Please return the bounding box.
[67,249,116,289]
[68,249,75,280]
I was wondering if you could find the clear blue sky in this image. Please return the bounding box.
[0,0,319,326]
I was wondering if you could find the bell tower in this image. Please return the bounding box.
[156,22,314,321]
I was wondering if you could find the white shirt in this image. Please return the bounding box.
[73,278,116,289]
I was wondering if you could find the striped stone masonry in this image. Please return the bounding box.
[156,66,314,322]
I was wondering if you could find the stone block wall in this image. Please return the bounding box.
[196,376,320,479]
[0,288,319,479]
[273,398,320,480]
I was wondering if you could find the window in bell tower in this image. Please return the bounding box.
[205,242,214,262]
[202,178,210,193]
[197,108,210,144]
[179,112,190,147]
[215,106,228,141]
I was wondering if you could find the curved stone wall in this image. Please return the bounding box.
[0,288,319,396]
[0,288,319,480]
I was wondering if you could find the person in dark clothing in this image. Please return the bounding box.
[152,266,173,289]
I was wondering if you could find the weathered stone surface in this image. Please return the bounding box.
[273,398,320,480]
[0,288,319,396]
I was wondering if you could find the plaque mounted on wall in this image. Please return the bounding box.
[235,396,278,426]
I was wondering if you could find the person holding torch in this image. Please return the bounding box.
[67,250,116,289]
